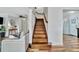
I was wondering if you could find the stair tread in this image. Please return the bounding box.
[32,42,48,44]
[34,34,46,37]
[33,37,46,39]
[32,46,51,49]
[32,44,49,46]
[35,31,45,33]
[31,45,51,50]
[33,40,47,43]
[36,24,43,25]
[33,38,47,41]
[31,47,51,50]
[35,29,45,30]
[33,38,47,40]
[36,26,44,28]
[34,33,46,34]
[33,37,47,38]
[28,48,50,52]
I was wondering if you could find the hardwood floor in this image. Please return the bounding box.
[27,19,79,52]
[64,35,79,48]
[63,35,79,51]
[50,35,79,52]
[28,34,79,52]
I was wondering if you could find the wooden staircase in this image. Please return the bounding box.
[28,19,51,52]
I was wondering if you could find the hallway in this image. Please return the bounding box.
[28,19,51,52]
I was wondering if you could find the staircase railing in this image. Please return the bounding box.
[43,13,48,23]
[43,13,48,40]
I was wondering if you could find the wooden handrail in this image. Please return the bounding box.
[43,13,48,23]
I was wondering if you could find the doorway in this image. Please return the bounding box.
[63,10,79,48]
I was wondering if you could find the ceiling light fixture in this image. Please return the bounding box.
[68,11,75,13]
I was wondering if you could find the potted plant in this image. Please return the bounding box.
[1,26,6,37]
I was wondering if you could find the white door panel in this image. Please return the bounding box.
[69,15,78,36]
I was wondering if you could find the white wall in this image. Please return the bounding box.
[48,7,63,46]
[36,7,44,13]
[43,7,48,37]
[43,7,48,21]
[29,9,36,44]
[48,7,79,46]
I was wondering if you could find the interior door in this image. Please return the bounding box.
[69,15,78,36]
